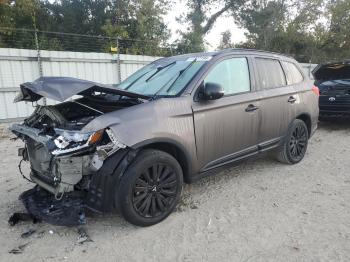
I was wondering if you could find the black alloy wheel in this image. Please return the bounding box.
[117,149,183,226]
[289,123,308,160]
[276,119,309,164]
[132,164,178,218]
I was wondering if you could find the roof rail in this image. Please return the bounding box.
[218,48,294,59]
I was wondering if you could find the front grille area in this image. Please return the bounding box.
[26,138,55,179]
[319,95,350,115]
[30,169,57,187]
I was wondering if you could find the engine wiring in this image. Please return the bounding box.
[18,158,34,184]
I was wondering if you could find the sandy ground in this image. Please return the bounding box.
[0,121,349,262]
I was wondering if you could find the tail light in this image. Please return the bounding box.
[312,85,320,96]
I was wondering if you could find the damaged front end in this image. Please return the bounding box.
[11,123,124,198]
[9,77,142,226]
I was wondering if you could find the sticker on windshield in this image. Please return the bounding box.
[186,56,212,62]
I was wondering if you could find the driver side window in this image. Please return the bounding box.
[204,57,250,95]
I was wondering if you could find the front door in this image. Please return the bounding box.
[192,57,261,172]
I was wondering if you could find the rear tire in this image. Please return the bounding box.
[276,119,309,164]
[117,149,183,227]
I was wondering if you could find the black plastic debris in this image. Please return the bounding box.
[19,187,86,227]
[77,227,93,244]
[9,243,29,254]
[8,212,41,226]
[21,229,36,238]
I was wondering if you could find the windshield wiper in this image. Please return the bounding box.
[153,59,198,97]
[124,70,151,90]
[145,61,176,82]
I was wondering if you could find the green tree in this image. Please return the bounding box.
[320,0,350,60]
[44,0,113,35]
[175,0,245,53]
[0,0,53,49]
[0,0,171,55]
[103,0,170,56]
[218,30,234,49]
[235,0,326,63]
[236,0,287,50]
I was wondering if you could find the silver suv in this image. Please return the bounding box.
[10,49,319,226]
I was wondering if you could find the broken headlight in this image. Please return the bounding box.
[52,129,104,155]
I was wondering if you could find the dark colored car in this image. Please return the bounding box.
[10,49,319,226]
[313,60,350,117]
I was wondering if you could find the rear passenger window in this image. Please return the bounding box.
[255,58,286,89]
[204,57,250,95]
[282,61,304,84]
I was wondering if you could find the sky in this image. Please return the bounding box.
[163,1,247,51]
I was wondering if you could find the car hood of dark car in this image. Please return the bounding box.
[14,76,150,102]
[313,60,350,82]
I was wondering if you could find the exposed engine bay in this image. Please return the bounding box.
[10,77,146,225]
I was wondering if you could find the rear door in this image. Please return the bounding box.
[192,56,261,172]
[254,57,298,149]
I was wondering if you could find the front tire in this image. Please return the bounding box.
[276,119,309,164]
[117,149,183,226]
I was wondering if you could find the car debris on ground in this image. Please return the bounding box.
[9,243,29,254]
[21,229,36,238]
[8,212,41,226]
[77,227,93,244]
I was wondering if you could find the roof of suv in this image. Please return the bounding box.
[160,49,295,63]
[214,48,293,58]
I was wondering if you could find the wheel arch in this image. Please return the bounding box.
[296,113,312,138]
[132,138,192,183]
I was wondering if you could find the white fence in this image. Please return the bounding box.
[0,48,160,122]
[0,48,317,122]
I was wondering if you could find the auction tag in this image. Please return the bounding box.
[186,56,212,62]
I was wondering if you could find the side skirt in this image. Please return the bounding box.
[187,137,282,183]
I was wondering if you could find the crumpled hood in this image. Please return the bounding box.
[15,77,149,102]
[313,61,350,82]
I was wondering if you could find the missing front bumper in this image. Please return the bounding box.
[14,144,135,226]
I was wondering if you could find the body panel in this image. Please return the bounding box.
[82,96,199,174]
[257,86,299,143]
[251,56,300,144]
[16,76,149,102]
[192,93,260,171]
[293,82,319,132]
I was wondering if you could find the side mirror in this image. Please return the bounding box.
[198,82,224,100]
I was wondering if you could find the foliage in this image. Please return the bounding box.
[0,0,170,55]
[0,0,50,49]
[235,0,350,63]
[175,0,245,53]
[218,30,234,49]
[102,0,170,56]
[0,0,349,62]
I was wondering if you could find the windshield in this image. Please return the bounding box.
[117,59,207,97]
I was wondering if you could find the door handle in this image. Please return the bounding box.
[288,96,297,103]
[245,104,259,112]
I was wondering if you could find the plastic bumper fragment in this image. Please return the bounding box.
[20,186,87,227]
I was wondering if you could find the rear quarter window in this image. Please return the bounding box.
[282,61,304,85]
[255,58,286,89]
